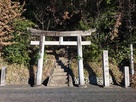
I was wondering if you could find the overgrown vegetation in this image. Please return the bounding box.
[2,18,34,65]
[0,0,25,46]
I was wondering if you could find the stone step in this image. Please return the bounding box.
[51,75,67,80]
[55,66,62,69]
[48,56,69,87]
[53,72,67,76]
[54,68,64,72]
[50,79,67,84]
[56,60,69,65]
[49,83,68,87]
[59,57,69,60]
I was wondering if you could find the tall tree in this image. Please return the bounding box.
[0,0,24,46]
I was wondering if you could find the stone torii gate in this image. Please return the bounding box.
[28,28,95,86]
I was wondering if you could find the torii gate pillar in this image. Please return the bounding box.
[77,36,85,85]
[36,35,45,85]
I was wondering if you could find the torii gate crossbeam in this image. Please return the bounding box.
[28,28,95,86]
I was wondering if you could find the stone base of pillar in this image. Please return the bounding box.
[33,85,44,88]
[78,85,87,88]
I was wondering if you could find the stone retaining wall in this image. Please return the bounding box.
[0,55,55,85]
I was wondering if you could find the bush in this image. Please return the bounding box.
[2,18,35,65]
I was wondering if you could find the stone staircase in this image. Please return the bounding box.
[47,58,69,87]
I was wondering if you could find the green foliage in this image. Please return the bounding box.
[78,20,90,31]
[106,0,111,4]
[83,44,102,62]
[13,18,34,32]
[3,44,30,64]
[83,6,131,65]
[77,55,83,60]
[2,18,35,65]
[109,44,130,64]
[95,8,116,33]
[29,46,40,65]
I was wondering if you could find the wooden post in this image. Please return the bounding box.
[59,37,63,45]
[77,36,85,86]
[124,66,130,88]
[0,66,6,86]
[103,50,110,87]
[130,44,134,75]
[36,35,45,85]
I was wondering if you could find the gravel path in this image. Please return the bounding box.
[0,85,136,102]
